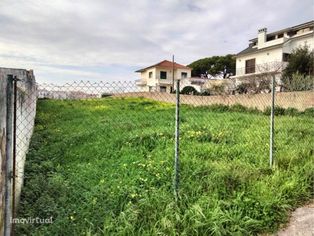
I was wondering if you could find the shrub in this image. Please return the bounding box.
[283,45,314,78]
[200,90,211,96]
[282,72,314,91]
[181,86,199,95]
[207,104,230,112]
[236,81,258,94]
[229,104,249,113]
[101,93,112,98]
[236,83,248,94]
[211,84,226,95]
[303,107,314,117]
[284,107,299,116]
[258,78,271,93]
[236,78,271,94]
[282,45,314,91]
[263,106,286,116]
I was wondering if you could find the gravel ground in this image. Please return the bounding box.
[276,201,314,236]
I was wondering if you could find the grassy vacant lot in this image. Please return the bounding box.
[17,98,313,235]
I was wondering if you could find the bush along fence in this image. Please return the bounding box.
[2,75,314,235]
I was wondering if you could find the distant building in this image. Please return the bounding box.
[234,21,314,78]
[135,60,193,93]
[37,89,99,99]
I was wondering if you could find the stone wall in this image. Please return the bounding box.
[0,68,36,234]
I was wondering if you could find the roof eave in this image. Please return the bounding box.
[135,65,191,73]
[249,20,314,42]
[236,44,283,57]
[135,69,145,73]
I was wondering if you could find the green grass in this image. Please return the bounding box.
[17,98,314,235]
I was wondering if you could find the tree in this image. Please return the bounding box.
[284,45,314,78]
[282,45,314,91]
[188,54,236,77]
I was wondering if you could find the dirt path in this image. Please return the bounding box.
[276,201,314,236]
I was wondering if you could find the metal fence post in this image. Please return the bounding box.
[174,79,180,201]
[4,74,14,236]
[269,75,275,168]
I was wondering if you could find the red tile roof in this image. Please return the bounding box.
[135,60,191,72]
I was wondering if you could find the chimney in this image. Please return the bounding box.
[257,28,267,48]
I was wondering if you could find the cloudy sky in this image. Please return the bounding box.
[0,0,313,84]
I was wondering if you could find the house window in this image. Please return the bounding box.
[181,72,188,78]
[245,58,255,74]
[160,71,167,79]
[282,53,290,62]
[160,86,167,92]
[149,71,153,78]
[277,33,283,38]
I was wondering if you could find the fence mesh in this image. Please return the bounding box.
[9,79,314,235]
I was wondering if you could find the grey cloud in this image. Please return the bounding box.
[0,0,313,83]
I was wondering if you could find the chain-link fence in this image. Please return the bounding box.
[2,75,313,235]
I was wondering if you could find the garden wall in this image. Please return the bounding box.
[0,68,36,234]
[114,90,314,111]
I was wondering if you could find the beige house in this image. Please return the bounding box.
[135,60,192,92]
[234,21,314,79]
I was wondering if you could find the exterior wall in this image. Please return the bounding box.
[138,66,192,92]
[0,71,7,236]
[0,68,36,234]
[155,67,174,82]
[257,30,266,48]
[236,47,283,76]
[160,85,172,93]
[258,37,285,49]
[138,86,150,92]
[175,68,192,79]
[283,33,314,53]
[179,79,203,93]
[236,27,314,78]
[142,68,156,87]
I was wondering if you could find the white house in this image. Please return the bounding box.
[135,60,194,93]
[37,89,99,99]
[234,21,314,78]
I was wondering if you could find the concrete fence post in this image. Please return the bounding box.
[4,74,14,236]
